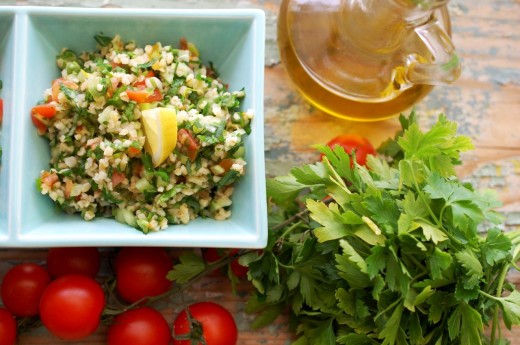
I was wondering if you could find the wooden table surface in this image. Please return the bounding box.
[2,0,520,344]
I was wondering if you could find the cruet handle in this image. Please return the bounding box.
[406,17,461,85]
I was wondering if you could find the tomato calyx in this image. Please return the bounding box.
[172,308,206,344]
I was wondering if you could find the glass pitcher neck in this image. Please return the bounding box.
[392,0,449,11]
[343,0,448,21]
[391,0,450,23]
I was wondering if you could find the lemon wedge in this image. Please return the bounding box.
[140,107,178,167]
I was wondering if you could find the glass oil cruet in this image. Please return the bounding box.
[278,0,462,121]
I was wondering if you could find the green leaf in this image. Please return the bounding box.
[415,220,448,244]
[287,271,301,290]
[291,162,328,185]
[386,249,411,293]
[497,290,520,329]
[216,169,240,188]
[355,225,386,246]
[408,312,426,345]
[365,193,400,229]
[336,288,356,316]
[447,303,483,345]
[250,304,284,330]
[267,175,307,205]
[309,200,349,242]
[455,249,483,289]
[400,190,429,218]
[379,302,404,345]
[481,227,512,265]
[427,291,456,323]
[366,246,387,279]
[428,247,453,280]
[335,252,371,289]
[339,239,367,274]
[94,33,112,47]
[415,285,434,307]
[166,252,205,284]
[398,114,473,169]
[337,333,378,345]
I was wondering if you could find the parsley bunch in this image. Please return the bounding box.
[244,113,520,345]
[169,113,520,344]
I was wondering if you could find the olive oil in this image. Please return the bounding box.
[277,0,454,121]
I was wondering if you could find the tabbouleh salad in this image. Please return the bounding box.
[31,35,253,233]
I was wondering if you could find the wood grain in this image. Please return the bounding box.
[3,0,520,343]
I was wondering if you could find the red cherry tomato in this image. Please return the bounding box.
[202,248,227,276]
[115,247,172,303]
[46,247,101,278]
[0,308,17,345]
[39,274,105,340]
[173,302,238,345]
[0,263,51,317]
[202,248,248,279]
[322,134,376,167]
[107,307,171,345]
[228,249,248,279]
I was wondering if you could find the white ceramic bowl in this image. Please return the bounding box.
[0,6,267,248]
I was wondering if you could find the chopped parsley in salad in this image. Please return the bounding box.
[32,35,253,233]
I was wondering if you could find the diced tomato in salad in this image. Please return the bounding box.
[31,104,57,135]
[177,129,200,162]
[126,88,162,103]
[51,78,79,103]
[127,71,163,103]
[111,171,126,188]
[41,171,59,189]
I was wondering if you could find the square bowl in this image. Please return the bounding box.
[0,6,267,248]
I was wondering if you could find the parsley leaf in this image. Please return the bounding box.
[166,252,205,284]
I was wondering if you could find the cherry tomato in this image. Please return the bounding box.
[46,247,101,278]
[202,248,227,276]
[202,248,248,279]
[322,134,376,167]
[115,247,172,303]
[39,274,105,340]
[0,263,51,317]
[107,307,171,345]
[173,302,238,345]
[0,308,17,345]
[228,249,248,279]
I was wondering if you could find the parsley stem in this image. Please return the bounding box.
[271,209,311,233]
[408,161,440,226]
[479,263,510,345]
[374,298,402,322]
[278,221,305,242]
